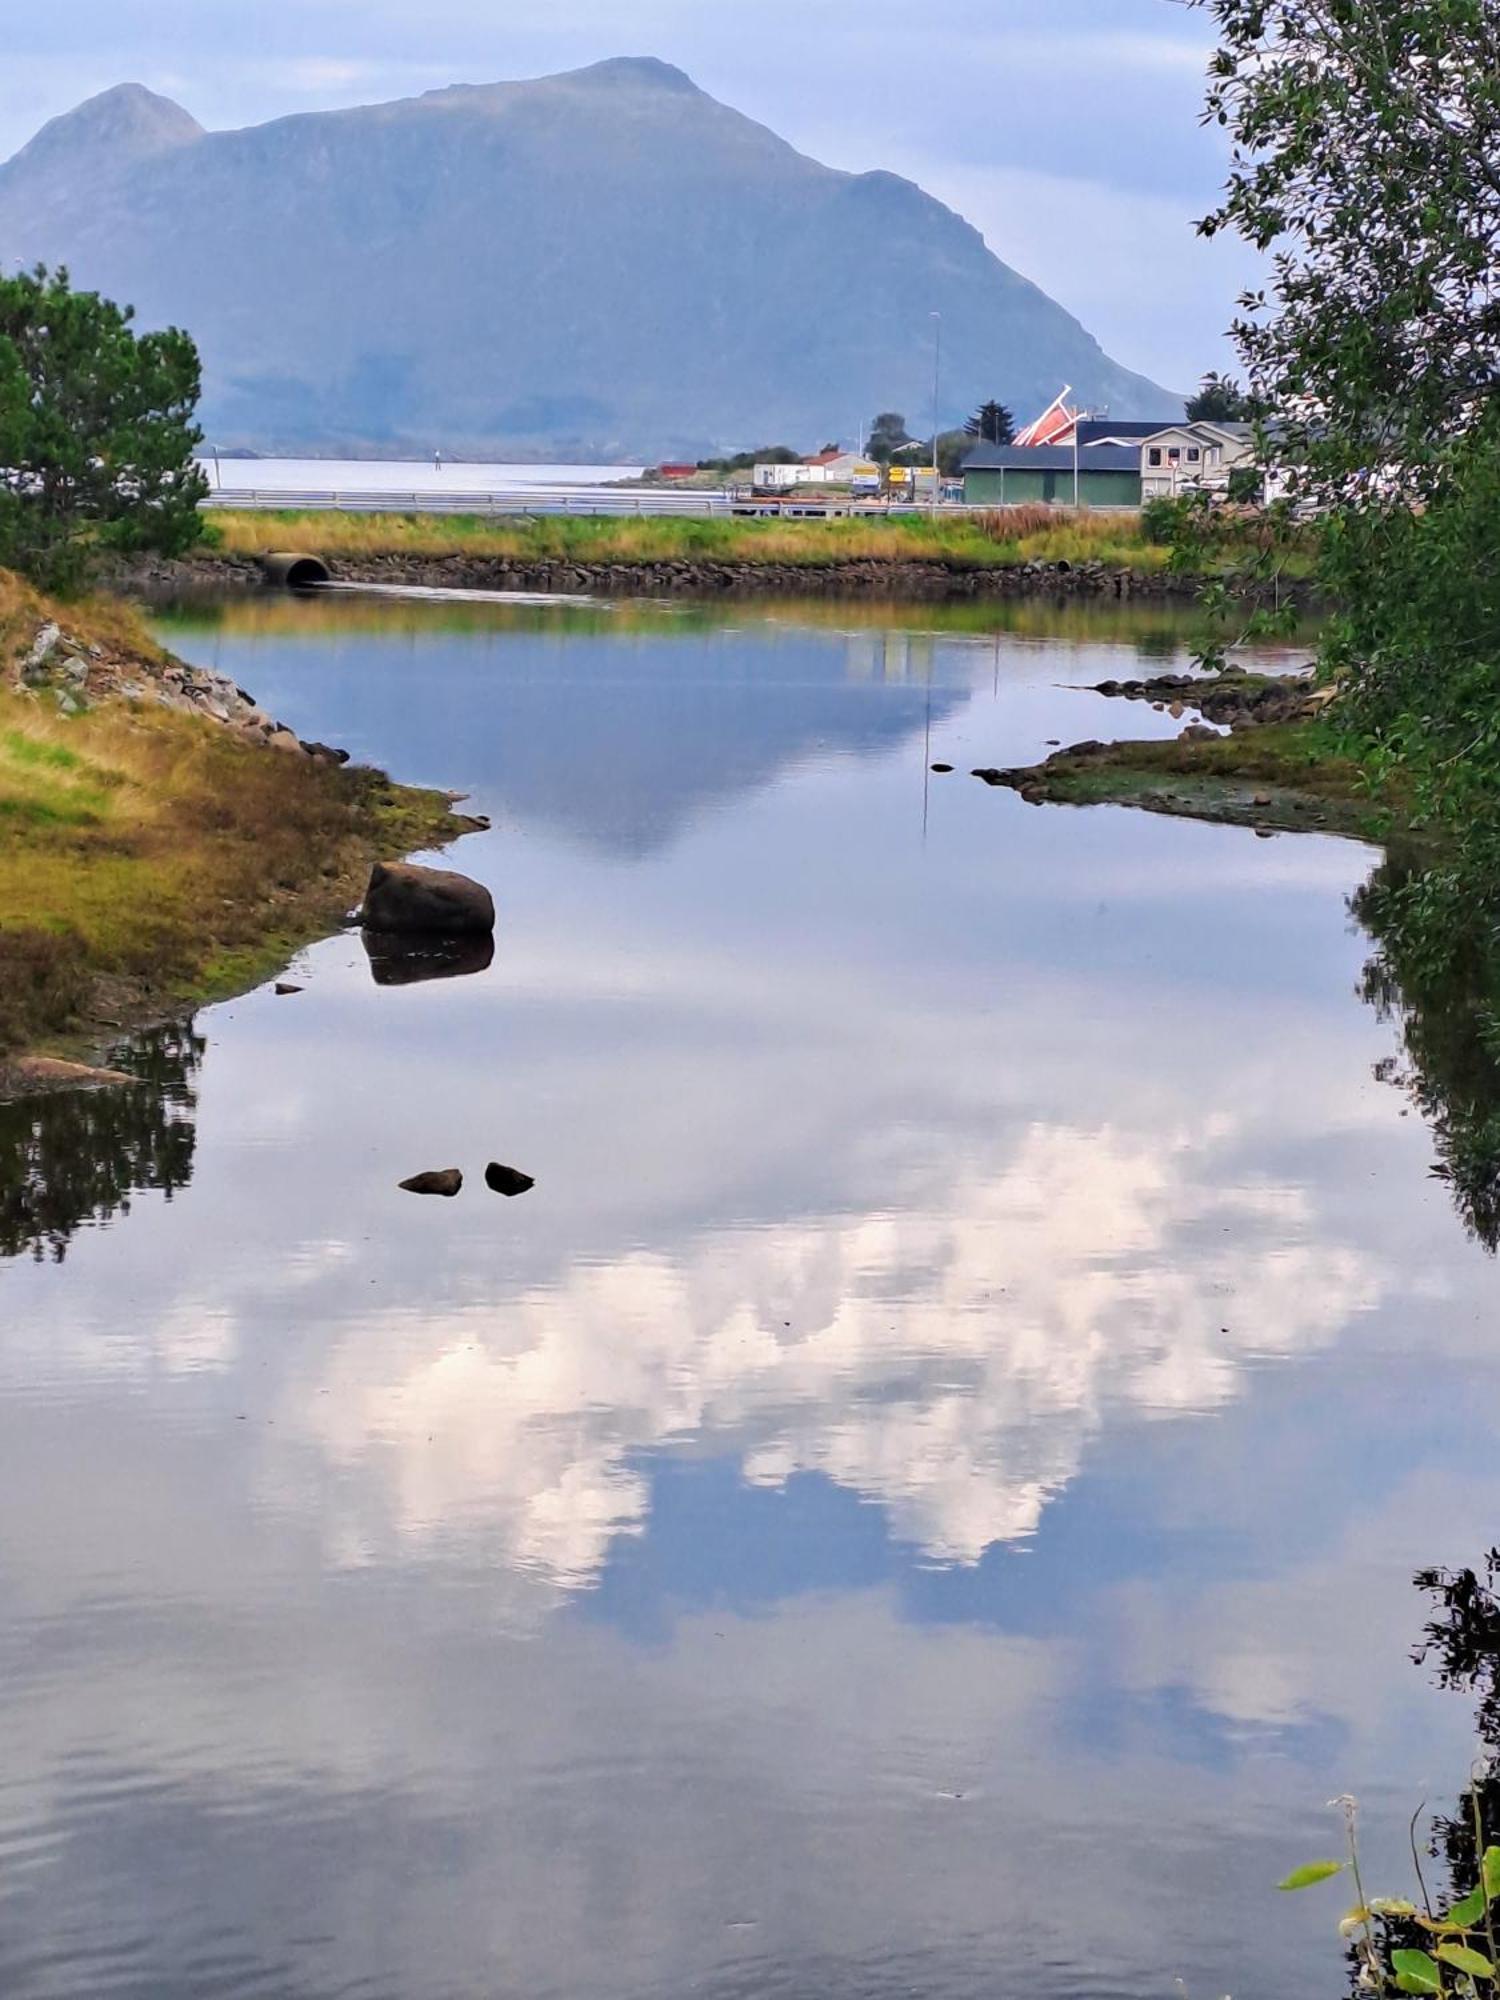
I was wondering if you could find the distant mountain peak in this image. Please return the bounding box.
[566,57,701,92]
[3,82,202,178]
[0,65,1178,453]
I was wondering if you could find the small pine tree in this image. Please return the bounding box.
[963,400,1016,446]
[1185,372,1251,423]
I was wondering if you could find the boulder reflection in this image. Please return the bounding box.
[361,929,495,986]
[0,1022,203,1263]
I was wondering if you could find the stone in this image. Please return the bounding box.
[267,727,304,753]
[399,1168,463,1197]
[930,763,953,774]
[273,982,303,996]
[1251,793,1272,807]
[7,1056,139,1094]
[22,623,61,676]
[1180,723,1219,742]
[485,1162,535,1198]
[362,861,495,936]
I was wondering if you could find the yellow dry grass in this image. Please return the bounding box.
[208,505,1170,572]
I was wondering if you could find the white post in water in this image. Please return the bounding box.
[930,311,942,514]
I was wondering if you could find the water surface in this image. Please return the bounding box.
[1,593,1494,2000]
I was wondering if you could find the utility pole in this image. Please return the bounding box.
[930,310,942,514]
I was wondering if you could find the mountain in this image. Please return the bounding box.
[0,64,1181,458]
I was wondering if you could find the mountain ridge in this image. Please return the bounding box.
[0,63,1180,456]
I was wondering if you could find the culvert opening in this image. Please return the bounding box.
[261,552,332,588]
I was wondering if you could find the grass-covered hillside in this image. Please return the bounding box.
[0,570,462,1067]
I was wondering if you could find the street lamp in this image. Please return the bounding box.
[210,443,221,491]
[930,311,942,514]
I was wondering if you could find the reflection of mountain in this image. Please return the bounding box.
[0,1024,203,1263]
[161,613,977,856]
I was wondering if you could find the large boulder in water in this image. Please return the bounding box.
[362,861,494,936]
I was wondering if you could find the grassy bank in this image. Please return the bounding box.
[206,505,1175,572]
[0,573,464,1072]
[974,721,1399,842]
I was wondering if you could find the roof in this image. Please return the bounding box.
[961,443,1142,474]
[1075,418,1185,446]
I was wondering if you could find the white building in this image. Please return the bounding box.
[1138,422,1257,500]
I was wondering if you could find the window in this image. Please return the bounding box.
[1186,447,1200,463]
[1168,447,1181,464]
[1148,448,1162,467]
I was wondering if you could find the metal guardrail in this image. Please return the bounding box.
[203,486,736,517]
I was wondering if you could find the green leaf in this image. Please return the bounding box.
[1391,1948,1442,1994]
[1447,1887,1488,1928]
[1278,1860,1345,1891]
[1483,1846,1500,1900]
[1439,1943,1497,1977]
[1372,1899,1420,1919]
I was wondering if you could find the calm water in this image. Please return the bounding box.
[1,593,1496,1999]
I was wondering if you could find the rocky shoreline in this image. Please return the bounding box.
[966,672,1384,842]
[113,548,1219,601]
[0,573,476,1098]
[10,603,347,762]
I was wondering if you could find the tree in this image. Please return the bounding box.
[936,429,974,476]
[0,265,208,590]
[964,399,1015,446]
[1184,371,1250,423]
[1190,0,1500,787]
[1195,0,1500,504]
[865,412,912,465]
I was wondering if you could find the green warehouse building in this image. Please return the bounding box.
[960,441,1142,508]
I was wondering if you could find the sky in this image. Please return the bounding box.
[0,0,1259,392]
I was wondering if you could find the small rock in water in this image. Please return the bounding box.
[1251,793,1272,807]
[274,982,303,996]
[930,762,954,774]
[485,1162,535,1198]
[971,768,1005,786]
[399,1169,463,1197]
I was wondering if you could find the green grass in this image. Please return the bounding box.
[989,722,1401,841]
[209,505,1177,573]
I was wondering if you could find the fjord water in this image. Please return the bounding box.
[2,593,1496,1999]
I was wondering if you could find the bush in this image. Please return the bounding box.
[1141,495,1192,545]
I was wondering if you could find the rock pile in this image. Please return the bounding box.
[8,614,347,760]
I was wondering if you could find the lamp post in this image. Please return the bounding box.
[930,311,942,514]
[210,443,221,492]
